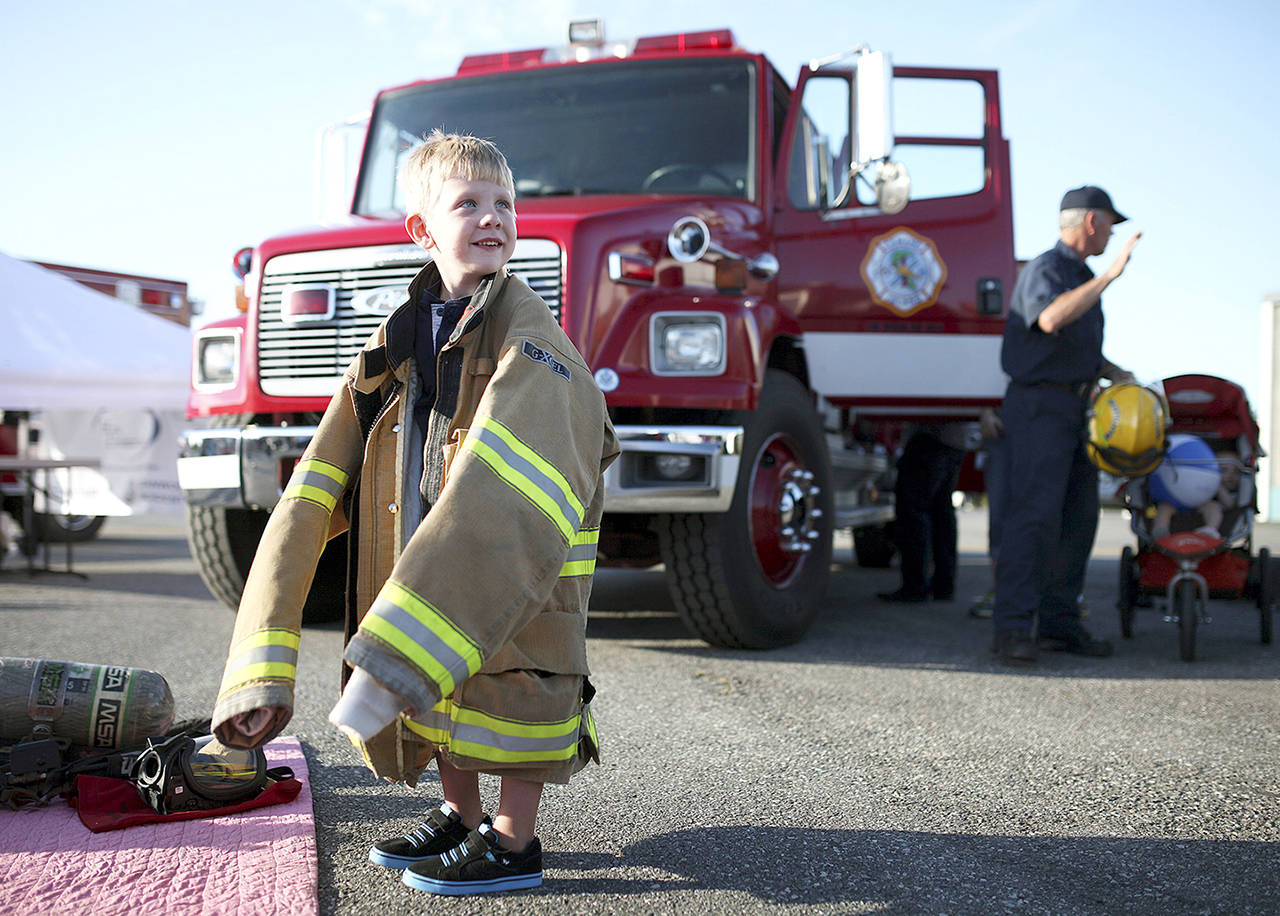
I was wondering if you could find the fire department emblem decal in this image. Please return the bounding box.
[860,228,948,317]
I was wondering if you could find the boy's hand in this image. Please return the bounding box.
[220,706,290,748]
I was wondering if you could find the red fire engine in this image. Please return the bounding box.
[178,24,1014,648]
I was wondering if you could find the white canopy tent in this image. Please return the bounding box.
[0,252,191,517]
[0,251,189,410]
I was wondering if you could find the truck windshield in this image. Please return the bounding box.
[355,57,756,215]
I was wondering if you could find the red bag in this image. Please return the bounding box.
[69,773,301,833]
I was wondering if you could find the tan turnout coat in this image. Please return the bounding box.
[212,263,618,783]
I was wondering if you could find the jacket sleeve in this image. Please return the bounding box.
[342,330,614,715]
[211,373,366,747]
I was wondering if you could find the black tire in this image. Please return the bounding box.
[184,414,345,624]
[35,513,106,543]
[1117,546,1137,638]
[656,370,834,649]
[1257,547,1272,645]
[186,501,269,610]
[853,523,895,568]
[1175,579,1197,662]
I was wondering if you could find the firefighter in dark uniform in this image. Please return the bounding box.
[992,186,1142,665]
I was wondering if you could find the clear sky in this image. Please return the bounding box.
[3,1,1276,397]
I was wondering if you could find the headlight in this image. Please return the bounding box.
[650,313,727,376]
[195,331,241,389]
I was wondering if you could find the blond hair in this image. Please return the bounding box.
[398,130,516,216]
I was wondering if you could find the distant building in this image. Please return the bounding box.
[1259,293,1280,520]
[34,261,191,327]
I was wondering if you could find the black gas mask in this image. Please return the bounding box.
[131,733,290,815]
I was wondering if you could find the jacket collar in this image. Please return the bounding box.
[382,261,507,371]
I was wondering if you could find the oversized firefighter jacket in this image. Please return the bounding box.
[212,263,619,781]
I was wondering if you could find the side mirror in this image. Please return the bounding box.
[874,161,911,215]
[853,50,894,165]
[852,49,911,214]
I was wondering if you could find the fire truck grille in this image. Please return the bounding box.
[256,240,563,397]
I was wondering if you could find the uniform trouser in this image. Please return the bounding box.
[993,384,1099,638]
[894,432,966,598]
[982,434,1010,561]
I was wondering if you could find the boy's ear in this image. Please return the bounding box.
[406,213,432,249]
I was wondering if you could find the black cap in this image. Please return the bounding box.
[1059,185,1127,223]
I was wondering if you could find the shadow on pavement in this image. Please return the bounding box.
[548,825,1280,912]
[587,557,1279,681]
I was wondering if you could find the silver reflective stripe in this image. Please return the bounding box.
[365,593,473,695]
[472,424,582,531]
[451,719,578,755]
[565,541,596,564]
[233,644,297,668]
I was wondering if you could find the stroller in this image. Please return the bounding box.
[1115,374,1272,661]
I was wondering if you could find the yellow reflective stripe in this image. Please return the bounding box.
[230,628,301,654]
[226,661,295,683]
[452,706,580,739]
[484,419,582,514]
[301,458,349,486]
[465,418,582,542]
[360,580,483,698]
[281,458,349,514]
[559,526,599,578]
[219,628,299,694]
[398,701,585,765]
[448,736,579,764]
[402,715,449,745]
[282,483,337,512]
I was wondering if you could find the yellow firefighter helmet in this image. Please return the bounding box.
[1086,383,1169,477]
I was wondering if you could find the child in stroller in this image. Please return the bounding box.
[1150,448,1245,541]
[1116,374,1271,660]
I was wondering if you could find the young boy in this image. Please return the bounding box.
[210,131,619,896]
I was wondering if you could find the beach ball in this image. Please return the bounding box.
[1147,434,1220,510]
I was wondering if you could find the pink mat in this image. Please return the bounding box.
[0,737,317,916]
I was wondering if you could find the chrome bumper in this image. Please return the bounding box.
[178,422,745,514]
[603,425,743,513]
[177,424,318,509]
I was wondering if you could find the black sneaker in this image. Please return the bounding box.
[402,822,542,895]
[368,803,475,869]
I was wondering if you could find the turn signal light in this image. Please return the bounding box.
[608,251,656,286]
[714,258,748,293]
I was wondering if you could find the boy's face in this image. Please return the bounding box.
[405,175,516,299]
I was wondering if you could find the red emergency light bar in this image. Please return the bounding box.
[457,47,549,74]
[633,29,736,53]
[456,28,738,73]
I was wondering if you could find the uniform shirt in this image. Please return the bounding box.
[1000,240,1103,385]
[411,290,470,439]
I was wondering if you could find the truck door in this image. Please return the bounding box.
[773,63,1016,417]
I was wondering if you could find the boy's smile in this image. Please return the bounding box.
[406,176,517,300]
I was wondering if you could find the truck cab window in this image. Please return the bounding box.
[787,75,851,211]
[355,58,757,216]
[856,76,987,204]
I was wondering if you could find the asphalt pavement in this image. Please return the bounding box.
[3,509,1278,915]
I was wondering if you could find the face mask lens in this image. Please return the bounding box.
[182,735,267,799]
